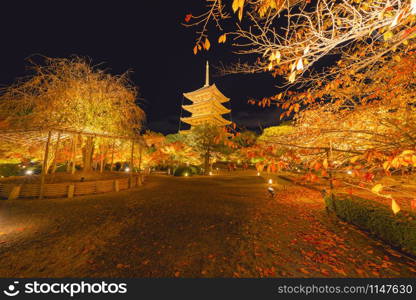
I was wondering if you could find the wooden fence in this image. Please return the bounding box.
[0,174,144,200]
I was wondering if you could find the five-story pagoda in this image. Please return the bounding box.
[181,62,231,130]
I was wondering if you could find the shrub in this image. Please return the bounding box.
[325,194,416,256]
[188,165,203,175]
[0,164,22,177]
[173,166,193,177]
[55,163,69,173]
[173,165,202,176]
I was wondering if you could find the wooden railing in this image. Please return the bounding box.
[0,174,144,200]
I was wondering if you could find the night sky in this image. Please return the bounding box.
[0,2,282,134]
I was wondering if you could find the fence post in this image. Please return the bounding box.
[8,185,22,200]
[114,180,119,192]
[67,185,75,199]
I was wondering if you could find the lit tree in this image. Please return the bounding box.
[186,124,235,174]
[187,0,416,85]
[0,57,145,171]
[232,130,258,147]
[263,51,416,212]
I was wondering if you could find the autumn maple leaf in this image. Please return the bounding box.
[184,14,192,23]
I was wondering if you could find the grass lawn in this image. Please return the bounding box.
[0,172,415,277]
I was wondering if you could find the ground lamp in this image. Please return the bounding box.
[267,178,275,198]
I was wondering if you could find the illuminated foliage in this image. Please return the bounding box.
[0,56,144,136]
[0,57,145,168]
[186,124,236,174]
[262,51,416,212]
[187,0,416,86]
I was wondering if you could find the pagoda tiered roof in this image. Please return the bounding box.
[180,61,231,129]
[182,98,230,115]
[183,84,229,104]
[181,113,231,127]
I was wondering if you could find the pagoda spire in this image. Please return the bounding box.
[204,61,209,87]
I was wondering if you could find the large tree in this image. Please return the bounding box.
[187,0,416,85]
[0,57,145,170]
[261,51,416,211]
[186,124,235,174]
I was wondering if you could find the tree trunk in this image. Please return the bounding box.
[204,150,210,175]
[110,140,115,172]
[40,131,52,199]
[326,148,334,193]
[129,139,134,187]
[138,145,143,172]
[99,143,107,173]
[71,135,78,175]
[67,136,75,173]
[83,136,94,172]
[51,132,62,174]
[100,154,104,173]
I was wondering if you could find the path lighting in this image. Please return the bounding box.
[268,179,273,184]
[25,170,34,175]
[257,172,260,176]
[125,167,130,172]
[268,186,276,198]
[184,173,189,177]
[209,171,213,176]
[347,170,353,175]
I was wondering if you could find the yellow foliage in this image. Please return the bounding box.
[383,31,394,41]
[288,71,296,83]
[371,184,383,194]
[204,38,211,50]
[391,199,401,215]
[218,34,227,44]
[0,57,144,137]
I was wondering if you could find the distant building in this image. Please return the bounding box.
[180,62,231,131]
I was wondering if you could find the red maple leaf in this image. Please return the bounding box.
[363,172,375,182]
[184,14,192,23]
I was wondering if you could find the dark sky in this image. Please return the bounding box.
[0,1,282,134]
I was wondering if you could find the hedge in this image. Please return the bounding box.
[325,194,416,257]
[0,164,24,177]
[173,166,202,177]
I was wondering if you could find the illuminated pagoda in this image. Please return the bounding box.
[180,61,231,130]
